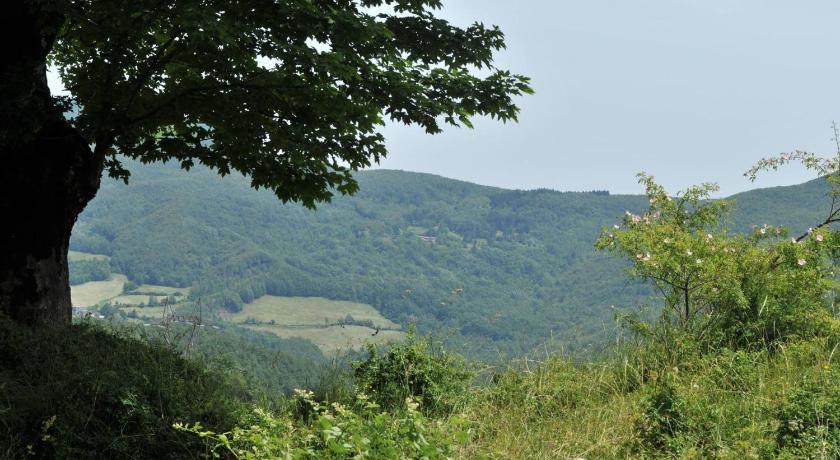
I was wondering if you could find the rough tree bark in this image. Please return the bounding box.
[0,2,103,327]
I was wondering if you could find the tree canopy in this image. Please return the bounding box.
[0,0,530,327]
[49,0,532,206]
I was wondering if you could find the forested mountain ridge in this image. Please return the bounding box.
[70,160,831,358]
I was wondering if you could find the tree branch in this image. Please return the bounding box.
[120,32,184,116]
[769,212,840,269]
[123,80,307,127]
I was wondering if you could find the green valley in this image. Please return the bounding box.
[227,295,405,354]
[69,161,832,359]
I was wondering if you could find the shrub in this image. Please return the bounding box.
[122,280,139,293]
[634,375,687,455]
[596,173,836,351]
[353,329,474,417]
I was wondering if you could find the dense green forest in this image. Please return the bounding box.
[69,160,831,359]
[68,259,111,285]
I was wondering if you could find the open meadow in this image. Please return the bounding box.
[229,295,404,353]
[70,274,127,308]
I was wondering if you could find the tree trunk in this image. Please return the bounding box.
[0,120,102,327]
[0,1,103,327]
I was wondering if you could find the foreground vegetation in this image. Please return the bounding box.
[0,320,241,458]
[8,318,840,458]
[464,334,840,459]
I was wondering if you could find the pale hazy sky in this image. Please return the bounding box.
[49,1,840,196]
[375,1,840,196]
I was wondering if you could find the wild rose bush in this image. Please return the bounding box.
[596,173,838,350]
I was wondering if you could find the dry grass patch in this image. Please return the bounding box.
[246,324,405,354]
[231,295,400,329]
[134,284,191,296]
[119,306,169,319]
[457,358,639,459]
[71,274,127,307]
[68,250,110,262]
[110,294,155,306]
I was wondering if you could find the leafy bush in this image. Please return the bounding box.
[122,280,139,293]
[596,173,836,351]
[352,329,474,417]
[0,319,243,458]
[178,390,469,459]
[634,375,687,455]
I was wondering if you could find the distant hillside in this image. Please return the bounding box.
[70,161,831,358]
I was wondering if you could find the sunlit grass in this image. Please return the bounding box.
[68,250,110,262]
[229,295,400,329]
[70,274,126,307]
[454,337,840,459]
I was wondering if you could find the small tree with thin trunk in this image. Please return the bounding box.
[0,0,531,326]
[597,173,835,349]
[596,174,735,328]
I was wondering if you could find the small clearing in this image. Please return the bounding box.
[230,296,400,329]
[68,250,110,262]
[119,306,169,319]
[248,324,405,354]
[110,295,156,306]
[230,295,404,353]
[134,284,190,296]
[71,274,127,307]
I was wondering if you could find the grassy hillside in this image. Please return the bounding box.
[0,320,243,458]
[70,161,831,358]
[11,319,840,458]
[228,295,405,353]
[69,274,127,307]
[458,335,840,458]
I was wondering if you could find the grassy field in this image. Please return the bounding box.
[452,337,840,459]
[68,250,110,262]
[230,295,404,353]
[110,294,153,306]
[134,284,190,296]
[248,324,405,354]
[71,273,186,311]
[119,306,170,319]
[70,274,127,307]
[111,289,188,316]
[69,250,189,309]
[230,296,401,329]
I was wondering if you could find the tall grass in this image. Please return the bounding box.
[0,318,243,459]
[5,315,840,458]
[456,334,840,459]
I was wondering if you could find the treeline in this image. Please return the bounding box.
[68,259,111,285]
